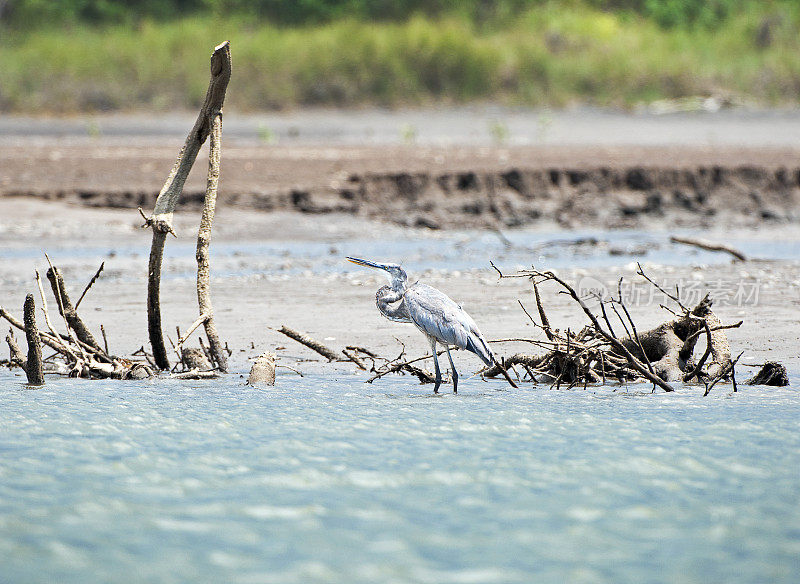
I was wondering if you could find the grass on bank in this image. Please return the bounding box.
[2,3,800,113]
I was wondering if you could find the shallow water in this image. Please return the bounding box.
[1,371,798,583]
[4,228,800,284]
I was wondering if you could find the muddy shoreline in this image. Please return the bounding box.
[2,144,800,230]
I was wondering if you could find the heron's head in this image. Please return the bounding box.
[347,257,408,290]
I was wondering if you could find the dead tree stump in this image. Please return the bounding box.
[619,294,731,382]
[23,294,44,385]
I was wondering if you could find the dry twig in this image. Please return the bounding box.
[75,261,105,310]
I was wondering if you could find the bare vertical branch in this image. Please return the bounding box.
[532,279,554,341]
[683,321,713,382]
[23,294,44,385]
[703,351,744,397]
[196,111,228,372]
[35,270,81,361]
[142,41,232,370]
[145,230,171,370]
[100,324,109,355]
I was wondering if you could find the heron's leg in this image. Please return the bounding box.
[430,338,441,394]
[444,346,458,394]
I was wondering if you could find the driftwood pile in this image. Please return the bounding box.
[486,264,786,392]
[484,263,745,394]
[2,260,152,382]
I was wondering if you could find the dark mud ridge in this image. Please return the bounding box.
[14,165,800,230]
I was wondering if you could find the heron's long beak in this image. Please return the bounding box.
[346,257,389,271]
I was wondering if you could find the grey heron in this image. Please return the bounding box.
[347,257,518,393]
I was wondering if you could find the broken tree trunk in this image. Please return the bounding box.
[23,294,44,385]
[196,111,228,372]
[142,40,231,370]
[619,296,708,382]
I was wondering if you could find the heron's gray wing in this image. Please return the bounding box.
[404,283,493,365]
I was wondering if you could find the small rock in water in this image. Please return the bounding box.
[745,362,789,387]
[248,352,276,386]
[127,363,153,380]
[182,347,211,371]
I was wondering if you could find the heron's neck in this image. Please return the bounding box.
[389,273,408,293]
[376,286,411,323]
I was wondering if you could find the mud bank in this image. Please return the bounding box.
[3,144,800,230]
[7,164,800,230]
[292,164,800,229]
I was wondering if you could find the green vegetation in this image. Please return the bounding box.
[1,1,799,112]
[0,0,779,29]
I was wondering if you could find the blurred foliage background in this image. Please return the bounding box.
[1,0,799,112]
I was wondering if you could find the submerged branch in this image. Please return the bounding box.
[670,236,747,262]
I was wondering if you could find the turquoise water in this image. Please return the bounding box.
[1,372,798,583]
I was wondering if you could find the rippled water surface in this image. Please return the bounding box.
[1,371,798,583]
